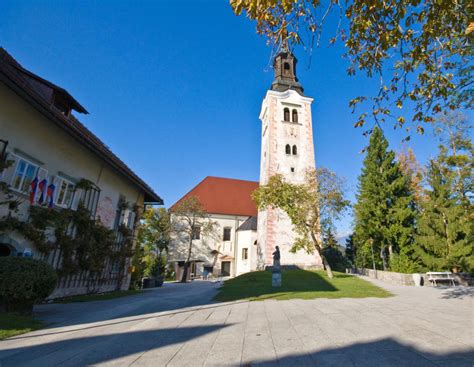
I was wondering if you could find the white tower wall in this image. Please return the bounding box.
[256,89,323,269]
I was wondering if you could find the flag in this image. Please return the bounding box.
[47,183,56,208]
[29,177,39,204]
[37,178,47,204]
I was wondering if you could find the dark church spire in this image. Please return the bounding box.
[270,39,304,95]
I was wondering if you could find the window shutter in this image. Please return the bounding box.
[1,153,19,186]
[120,209,129,226]
[70,188,83,210]
[128,211,136,229]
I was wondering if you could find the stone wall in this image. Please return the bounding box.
[348,268,472,286]
[349,268,416,286]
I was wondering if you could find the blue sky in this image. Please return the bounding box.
[2,0,447,238]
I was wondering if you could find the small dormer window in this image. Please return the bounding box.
[292,109,298,123]
[283,108,290,122]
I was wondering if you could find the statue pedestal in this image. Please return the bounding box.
[272,272,281,287]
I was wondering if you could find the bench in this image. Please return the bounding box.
[426,272,456,286]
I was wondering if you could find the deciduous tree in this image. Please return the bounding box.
[171,196,217,283]
[253,168,349,278]
[230,0,473,135]
[132,207,170,287]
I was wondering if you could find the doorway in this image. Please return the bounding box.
[221,261,231,276]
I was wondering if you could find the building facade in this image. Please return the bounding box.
[0,48,162,297]
[169,177,258,280]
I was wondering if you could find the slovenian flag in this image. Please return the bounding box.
[47,183,56,208]
[29,177,39,204]
[37,178,47,204]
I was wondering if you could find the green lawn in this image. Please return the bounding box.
[0,313,44,340]
[53,289,144,303]
[214,269,392,302]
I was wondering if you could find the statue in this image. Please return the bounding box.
[272,246,281,268]
[272,246,281,287]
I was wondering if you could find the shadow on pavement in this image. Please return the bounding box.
[249,338,474,367]
[0,325,230,366]
[440,286,474,299]
[33,281,221,329]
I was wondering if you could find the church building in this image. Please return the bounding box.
[169,44,322,279]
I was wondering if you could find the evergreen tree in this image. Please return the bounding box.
[345,235,355,265]
[416,113,473,272]
[415,161,473,271]
[322,229,348,272]
[353,127,417,270]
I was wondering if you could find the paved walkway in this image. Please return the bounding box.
[0,278,472,366]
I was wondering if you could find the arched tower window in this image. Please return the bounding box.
[292,145,297,155]
[283,108,290,122]
[285,144,291,155]
[292,109,298,123]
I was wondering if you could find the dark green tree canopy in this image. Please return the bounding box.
[353,127,417,270]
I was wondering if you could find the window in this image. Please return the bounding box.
[11,158,38,193]
[223,227,231,241]
[242,248,248,260]
[192,225,201,240]
[292,145,297,155]
[283,108,290,122]
[291,167,295,172]
[292,109,298,123]
[284,62,290,71]
[285,144,291,155]
[56,177,75,208]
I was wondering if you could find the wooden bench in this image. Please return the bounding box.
[426,272,456,286]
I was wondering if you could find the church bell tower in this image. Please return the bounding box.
[255,42,322,270]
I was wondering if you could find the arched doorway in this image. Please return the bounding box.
[0,243,13,256]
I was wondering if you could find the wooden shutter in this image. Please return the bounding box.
[128,211,136,229]
[70,188,83,210]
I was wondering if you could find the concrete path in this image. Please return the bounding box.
[0,278,472,366]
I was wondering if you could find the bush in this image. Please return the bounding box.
[389,253,421,274]
[0,257,57,314]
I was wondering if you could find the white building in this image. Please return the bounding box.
[169,177,259,280]
[0,48,162,297]
[169,44,322,277]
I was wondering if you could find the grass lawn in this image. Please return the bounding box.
[214,269,392,302]
[53,289,144,303]
[0,313,44,340]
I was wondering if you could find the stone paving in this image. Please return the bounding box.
[0,278,472,366]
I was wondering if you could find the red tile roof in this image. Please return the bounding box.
[171,177,259,217]
[0,47,162,204]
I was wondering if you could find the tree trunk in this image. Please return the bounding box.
[321,254,334,278]
[180,234,194,283]
[310,232,334,278]
[381,247,388,271]
[180,261,190,283]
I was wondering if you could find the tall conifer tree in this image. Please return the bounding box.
[353,127,417,270]
[416,113,473,272]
